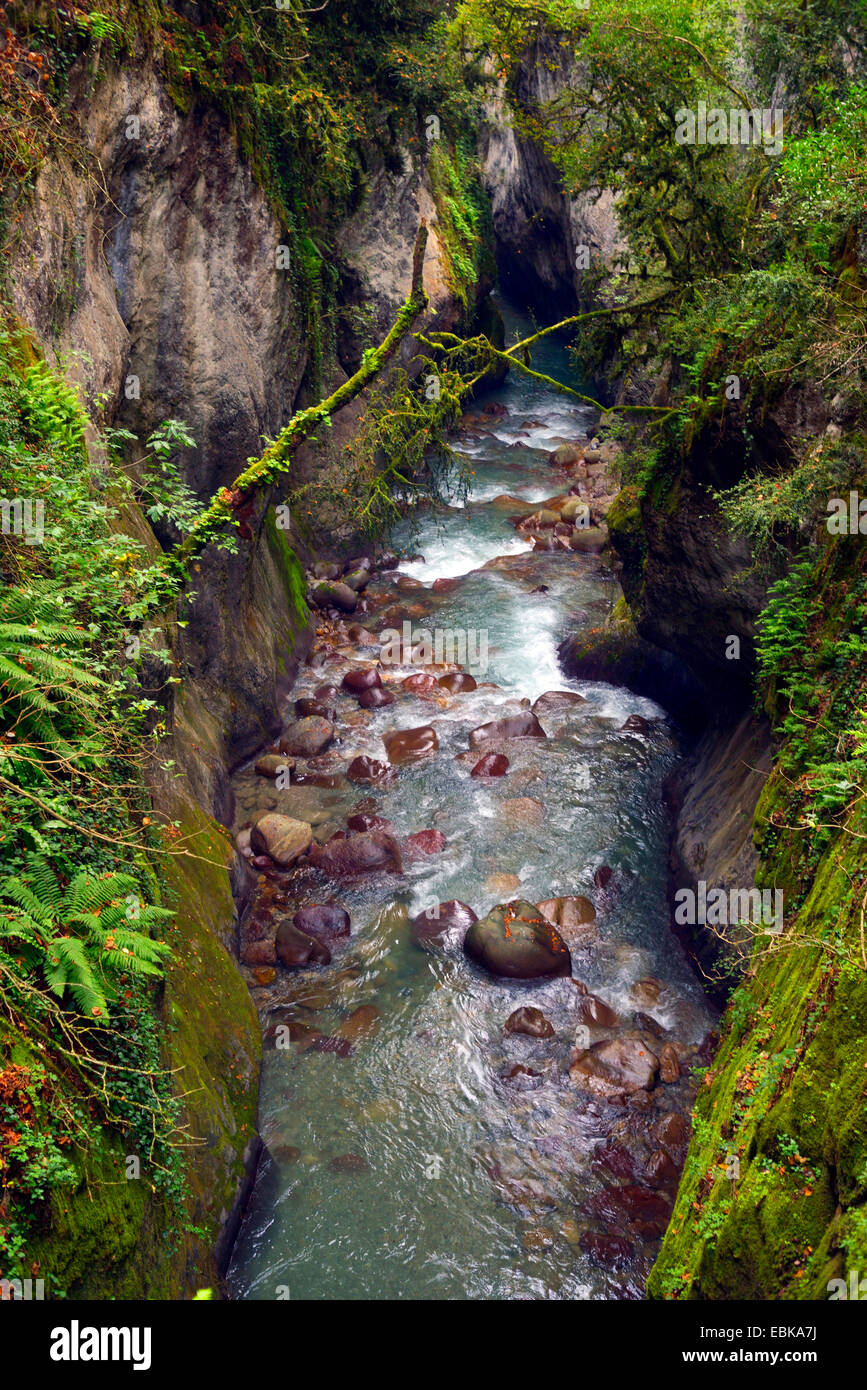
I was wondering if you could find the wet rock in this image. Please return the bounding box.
[634,1011,665,1038]
[620,714,651,734]
[250,854,275,871]
[254,753,294,779]
[646,1148,679,1186]
[404,829,446,857]
[659,1042,680,1083]
[630,977,661,1007]
[335,1004,380,1043]
[560,496,591,523]
[269,1142,302,1164]
[438,672,477,693]
[531,690,587,716]
[241,937,277,966]
[501,796,545,829]
[583,1184,672,1239]
[655,1112,690,1153]
[358,685,395,710]
[579,1231,635,1269]
[432,576,461,594]
[308,830,403,878]
[383,725,438,765]
[576,994,618,1028]
[485,872,521,895]
[377,552,399,570]
[275,920,332,968]
[505,1007,555,1039]
[396,575,424,592]
[293,904,351,941]
[570,1038,659,1097]
[311,581,357,613]
[312,562,340,581]
[347,812,394,833]
[411,900,477,950]
[537,895,597,945]
[346,755,394,785]
[517,508,561,530]
[251,966,276,986]
[236,826,254,858]
[402,672,438,694]
[471,752,509,778]
[500,1064,544,1089]
[591,1142,643,1183]
[314,684,340,702]
[464,899,572,980]
[251,813,313,867]
[279,717,335,758]
[295,698,335,720]
[550,444,585,467]
[570,526,608,554]
[468,713,547,749]
[593,864,614,890]
[343,567,372,592]
[342,667,382,694]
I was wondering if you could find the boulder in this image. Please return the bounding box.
[569,526,608,554]
[505,1007,555,1039]
[411,900,477,951]
[335,1004,380,1042]
[402,672,438,694]
[576,993,618,1027]
[468,713,546,749]
[531,690,586,716]
[358,686,395,710]
[621,714,651,734]
[569,1037,659,1097]
[659,1042,680,1083]
[342,667,382,694]
[383,725,438,765]
[560,496,591,524]
[250,814,313,867]
[254,754,294,779]
[549,444,585,467]
[343,567,372,592]
[537,895,597,945]
[308,830,403,878]
[293,904,351,941]
[463,899,572,980]
[311,581,357,612]
[404,829,446,857]
[278,716,335,758]
[275,920,331,968]
[294,697,335,720]
[438,672,477,693]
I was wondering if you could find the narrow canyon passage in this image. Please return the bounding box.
[227,299,715,1301]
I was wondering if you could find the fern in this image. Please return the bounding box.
[0,588,103,742]
[0,857,171,1019]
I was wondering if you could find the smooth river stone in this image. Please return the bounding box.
[411,899,478,950]
[537,895,598,945]
[358,685,395,710]
[293,904,351,941]
[470,752,509,778]
[575,993,618,1027]
[347,812,394,833]
[468,713,547,749]
[485,872,521,895]
[254,754,294,779]
[311,580,357,613]
[531,690,587,716]
[437,672,477,693]
[505,1006,555,1039]
[463,899,572,980]
[335,1004,380,1042]
[250,813,313,867]
[308,830,403,878]
[346,755,394,785]
[402,672,438,694]
[278,716,335,758]
[275,920,332,968]
[295,697,336,720]
[383,725,438,765]
[342,667,382,694]
[569,1037,659,1098]
[404,829,446,857]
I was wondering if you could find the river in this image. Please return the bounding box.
[226,296,714,1301]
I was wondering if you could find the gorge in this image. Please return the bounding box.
[0,0,865,1315]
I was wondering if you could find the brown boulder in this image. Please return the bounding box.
[569,1037,659,1097]
[275,920,332,968]
[308,830,403,878]
[505,1007,555,1039]
[250,814,313,867]
[468,713,546,749]
[470,752,509,778]
[383,725,438,765]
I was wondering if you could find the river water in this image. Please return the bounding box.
[227,297,713,1301]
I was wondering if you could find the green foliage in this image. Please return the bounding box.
[0,856,170,1018]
